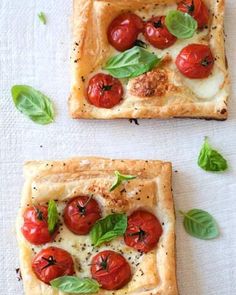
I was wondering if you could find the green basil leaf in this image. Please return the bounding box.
[38,12,47,25]
[110,170,136,192]
[90,213,127,247]
[48,200,59,233]
[180,209,219,240]
[198,137,228,172]
[50,276,100,293]
[103,46,161,79]
[165,10,197,39]
[11,85,55,125]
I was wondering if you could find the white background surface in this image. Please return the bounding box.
[0,0,236,294]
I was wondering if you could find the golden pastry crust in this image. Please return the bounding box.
[69,0,229,120]
[16,157,178,295]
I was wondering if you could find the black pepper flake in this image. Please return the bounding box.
[75,42,79,46]
[16,268,22,281]
[81,76,85,82]
[129,118,139,125]
[40,145,43,148]
[137,198,141,201]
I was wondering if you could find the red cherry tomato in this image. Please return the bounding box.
[176,44,214,79]
[64,196,101,235]
[107,13,144,51]
[124,210,163,253]
[21,205,57,245]
[32,247,75,284]
[177,0,209,29]
[91,250,131,290]
[144,16,177,49]
[87,73,123,109]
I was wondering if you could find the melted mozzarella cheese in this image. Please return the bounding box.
[181,67,225,99]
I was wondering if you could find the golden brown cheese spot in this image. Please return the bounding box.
[129,69,168,98]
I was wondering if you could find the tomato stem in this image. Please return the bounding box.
[201,57,212,67]
[153,20,162,28]
[102,85,112,91]
[183,0,195,14]
[41,256,57,270]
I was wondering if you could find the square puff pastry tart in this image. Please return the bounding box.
[16,157,178,295]
[69,0,229,120]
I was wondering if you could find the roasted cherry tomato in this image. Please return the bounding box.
[87,73,123,109]
[124,210,162,253]
[64,196,101,235]
[91,250,131,290]
[32,247,75,284]
[21,205,57,245]
[107,13,144,51]
[177,0,209,29]
[176,44,214,79]
[144,16,177,49]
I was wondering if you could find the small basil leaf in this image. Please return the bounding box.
[110,170,136,192]
[165,10,197,39]
[11,85,55,125]
[90,213,127,247]
[198,137,228,172]
[50,276,100,293]
[180,209,219,240]
[48,200,59,233]
[103,46,161,79]
[38,12,47,25]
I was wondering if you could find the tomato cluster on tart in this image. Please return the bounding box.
[86,0,213,110]
[22,195,163,290]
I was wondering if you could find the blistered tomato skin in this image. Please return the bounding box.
[124,210,163,253]
[177,0,209,29]
[64,196,101,235]
[91,250,131,290]
[32,247,75,284]
[87,73,123,109]
[144,16,177,49]
[21,205,57,245]
[107,13,144,51]
[176,44,214,79]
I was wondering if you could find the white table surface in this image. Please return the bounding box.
[0,0,236,294]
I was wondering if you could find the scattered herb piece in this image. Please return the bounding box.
[198,137,228,172]
[38,12,47,25]
[179,209,219,240]
[110,171,136,192]
[103,46,161,79]
[48,200,59,233]
[90,213,127,247]
[165,10,197,39]
[11,85,55,125]
[50,276,100,293]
